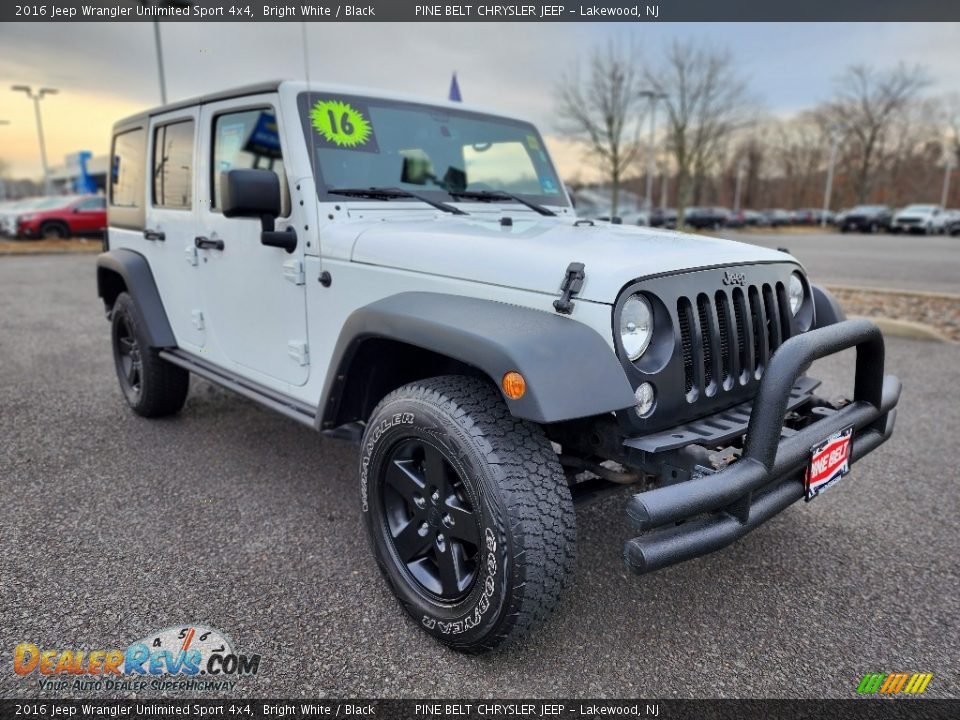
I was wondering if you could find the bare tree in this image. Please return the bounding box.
[644,40,748,228]
[769,113,830,208]
[556,41,646,215]
[826,64,930,203]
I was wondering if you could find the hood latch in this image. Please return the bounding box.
[553,262,585,315]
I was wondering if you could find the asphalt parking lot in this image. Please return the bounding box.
[727,229,959,294]
[1,253,958,699]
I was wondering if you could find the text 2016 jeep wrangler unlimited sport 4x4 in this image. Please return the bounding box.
[97,81,900,652]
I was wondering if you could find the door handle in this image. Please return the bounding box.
[194,236,225,251]
[143,229,166,241]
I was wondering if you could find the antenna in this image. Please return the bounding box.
[301,22,325,279]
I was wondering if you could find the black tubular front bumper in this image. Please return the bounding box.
[623,319,901,575]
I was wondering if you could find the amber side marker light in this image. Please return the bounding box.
[501,371,526,400]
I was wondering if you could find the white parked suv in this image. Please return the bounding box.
[97,81,900,652]
[891,203,942,234]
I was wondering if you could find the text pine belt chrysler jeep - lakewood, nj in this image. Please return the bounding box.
[97,81,900,652]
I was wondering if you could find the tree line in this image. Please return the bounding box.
[556,40,958,220]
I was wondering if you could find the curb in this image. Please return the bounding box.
[0,248,101,257]
[826,284,960,302]
[849,315,955,344]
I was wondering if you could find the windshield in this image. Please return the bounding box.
[298,93,567,208]
[902,205,937,213]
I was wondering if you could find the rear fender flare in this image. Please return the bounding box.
[96,249,176,348]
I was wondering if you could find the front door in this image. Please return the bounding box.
[196,97,309,387]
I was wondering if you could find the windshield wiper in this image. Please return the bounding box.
[327,187,467,215]
[448,190,557,217]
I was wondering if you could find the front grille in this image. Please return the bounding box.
[677,282,793,402]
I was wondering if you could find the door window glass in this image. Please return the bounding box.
[212,109,288,216]
[153,120,195,209]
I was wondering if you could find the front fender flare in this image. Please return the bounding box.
[321,292,636,426]
[812,284,847,329]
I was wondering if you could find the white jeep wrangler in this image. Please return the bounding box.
[98,81,900,652]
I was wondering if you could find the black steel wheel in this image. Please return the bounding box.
[381,437,482,601]
[110,292,189,418]
[360,376,575,653]
[114,312,143,404]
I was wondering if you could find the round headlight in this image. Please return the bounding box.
[634,382,656,417]
[620,294,654,361]
[788,272,805,316]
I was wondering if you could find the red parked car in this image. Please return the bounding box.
[14,195,106,240]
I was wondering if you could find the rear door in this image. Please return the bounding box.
[196,97,309,387]
[143,109,206,349]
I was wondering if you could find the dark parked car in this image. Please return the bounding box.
[840,205,893,234]
[650,207,678,229]
[726,210,746,229]
[684,206,730,230]
[793,208,834,225]
[761,209,792,227]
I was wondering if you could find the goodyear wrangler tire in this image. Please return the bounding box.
[360,375,575,652]
[111,292,189,418]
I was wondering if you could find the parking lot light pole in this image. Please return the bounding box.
[152,21,168,104]
[821,127,841,227]
[659,158,669,209]
[0,120,8,201]
[733,158,746,214]
[139,2,177,104]
[639,91,667,212]
[941,155,956,209]
[11,86,57,196]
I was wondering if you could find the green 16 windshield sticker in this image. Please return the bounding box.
[310,99,375,149]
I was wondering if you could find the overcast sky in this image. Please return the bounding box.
[1,21,958,177]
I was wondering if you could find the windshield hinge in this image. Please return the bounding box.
[553,262,585,315]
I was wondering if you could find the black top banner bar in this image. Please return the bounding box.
[0,699,958,720]
[4,0,958,22]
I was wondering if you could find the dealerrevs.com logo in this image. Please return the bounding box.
[13,625,261,693]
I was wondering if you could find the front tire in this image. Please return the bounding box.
[360,376,575,652]
[110,292,189,417]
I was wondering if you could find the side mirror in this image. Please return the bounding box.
[220,168,296,253]
[221,168,280,219]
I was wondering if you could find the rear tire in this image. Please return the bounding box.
[360,375,575,653]
[110,292,188,418]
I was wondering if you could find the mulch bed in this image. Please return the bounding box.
[828,286,960,342]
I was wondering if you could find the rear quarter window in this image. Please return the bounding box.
[109,127,147,230]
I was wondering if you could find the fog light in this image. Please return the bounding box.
[501,371,526,400]
[634,382,655,417]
